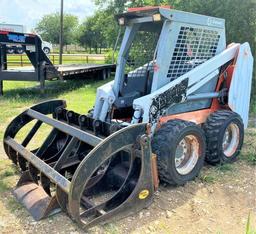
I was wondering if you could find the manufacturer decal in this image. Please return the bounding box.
[207,18,224,27]
[149,78,189,123]
[139,189,149,199]
[7,34,26,43]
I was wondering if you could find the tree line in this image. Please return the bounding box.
[35,0,255,99]
[35,0,255,54]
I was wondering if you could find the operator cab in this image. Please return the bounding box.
[114,20,163,109]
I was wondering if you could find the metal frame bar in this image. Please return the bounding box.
[26,109,102,146]
[4,137,71,193]
[187,92,220,101]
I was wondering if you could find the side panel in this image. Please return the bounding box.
[228,42,254,128]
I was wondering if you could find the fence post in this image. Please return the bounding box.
[21,55,23,67]
[0,80,3,96]
[52,55,55,65]
[86,55,89,63]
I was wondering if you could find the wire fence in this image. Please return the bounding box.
[7,53,106,67]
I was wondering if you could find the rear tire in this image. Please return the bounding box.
[152,120,206,185]
[203,110,244,165]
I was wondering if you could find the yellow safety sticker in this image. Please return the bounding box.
[138,189,149,199]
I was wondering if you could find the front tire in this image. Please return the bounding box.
[203,110,244,164]
[152,120,206,185]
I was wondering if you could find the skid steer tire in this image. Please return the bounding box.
[152,120,206,186]
[203,110,244,165]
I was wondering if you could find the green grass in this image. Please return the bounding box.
[251,98,256,115]
[246,213,256,234]
[240,128,256,165]
[199,174,216,183]
[199,162,235,184]
[216,163,234,172]
[0,159,18,193]
[104,223,120,234]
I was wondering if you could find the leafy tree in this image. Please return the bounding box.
[35,13,79,45]
[94,0,256,53]
[94,0,256,99]
[78,10,120,53]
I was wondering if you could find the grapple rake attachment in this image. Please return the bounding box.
[3,100,155,229]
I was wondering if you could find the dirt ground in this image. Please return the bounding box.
[0,129,255,234]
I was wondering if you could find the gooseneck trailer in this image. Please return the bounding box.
[0,31,115,95]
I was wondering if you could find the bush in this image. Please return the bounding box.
[105,49,119,64]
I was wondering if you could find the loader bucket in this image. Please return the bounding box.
[3,100,155,229]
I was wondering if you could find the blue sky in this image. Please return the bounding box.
[0,0,96,31]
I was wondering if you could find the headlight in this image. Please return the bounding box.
[118,17,125,26]
[153,14,161,22]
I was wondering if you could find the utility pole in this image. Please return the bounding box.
[59,0,64,64]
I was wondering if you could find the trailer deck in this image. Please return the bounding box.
[56,64,115,79]
[0,31,116,95]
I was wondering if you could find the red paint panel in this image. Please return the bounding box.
[128,6,171,12]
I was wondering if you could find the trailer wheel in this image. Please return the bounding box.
[7,48,15,54]
[16,48,24,54]
[43,47,50,54]
[203,110,244,164]
[152,120,206,185]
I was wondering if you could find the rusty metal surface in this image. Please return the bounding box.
[13,182,60,221]
[151,153,159,190]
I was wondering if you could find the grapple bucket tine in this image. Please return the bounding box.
[21,120,43,147]
[13,171,61,220]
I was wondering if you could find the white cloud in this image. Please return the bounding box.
[0,0,95,31]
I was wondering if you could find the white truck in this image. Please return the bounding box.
[0,23,52,54]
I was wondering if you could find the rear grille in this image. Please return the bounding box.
[167,26,220,81]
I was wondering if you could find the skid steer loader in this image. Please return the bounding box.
[3,6,254,230]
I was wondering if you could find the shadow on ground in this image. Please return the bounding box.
[1,78,110,103]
